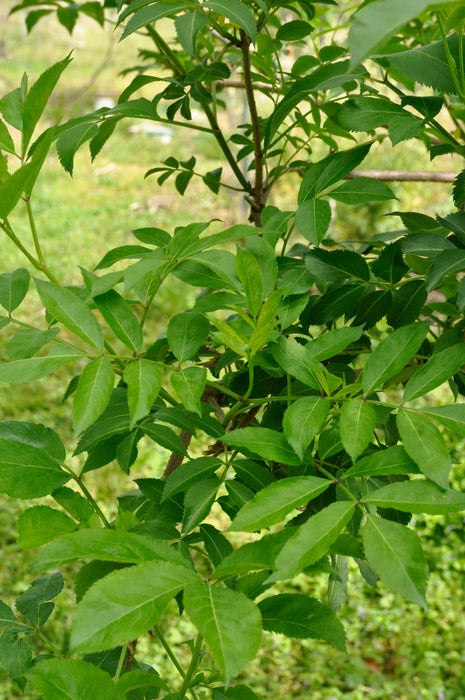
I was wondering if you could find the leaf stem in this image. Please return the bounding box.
[177,634,203,700]
[67,469,111,527]
[114,642,128,682]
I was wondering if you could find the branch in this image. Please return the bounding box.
[346,169,457,183]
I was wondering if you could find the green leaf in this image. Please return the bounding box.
[163,457,221,500]
[21,54,72,153]
[229,475,331,532]
[56,121,99,175]
[235,247,263,318]
[283,397,330,460]
[295,198,332,246]
[270,337,323,390]
[349,0,445,69]
[259,594,346,651]
[265,62,363,148]
[344,445,420,478]
[120,2,189,40]
[307,326,364,362]
[213,530,293,579]
[35,280,104,350]
[372,240,408,284]
[9,328,59,360]
[28,658,126,700]
[363,480,465,515]
[184,583,262,683]
[403,343,465,403]
[329,177,396,205]
[0,420,65,462]
[386,279,427,329]
[0,118,15,154]
[0,161,34,219]
[71,561,198,653]
[182,477,220,533]
[141,421,189,456]
[362,321,429,394]
[0,268,30,312]
[361,514,427,607]
[337,96,416,131]
[402,233,454,256]
[0,86,23,131]
[339,399,377,463]
[204,0,256,41]
[0,601,17,629]
[306,248,370,282]
[0,350,84,383]
[0,630,32,690]
[124,360,163,428]
[0,438,69,498]
[277,19,314,41]
[116,669,165,695]
[73,358,114,437]
[18,505,77,549]
[426,249,465,291]
[167,311,210,361]
[93,290,143,353]
[171,366,207,416]
[299,143,372,202]
[16,572,63,626]
[397,409,451,488]
[212,685,259,700]
[175,10,209,54]
[225,427,301,467]
[422,404,465,436]
[386,32,461,94]
[271,501,355,581]
[31,529,189,572]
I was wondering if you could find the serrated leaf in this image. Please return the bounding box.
[171,366,207,416]
[387,279,427,329]
[337,96,414,132]
[18,505,77,549]
[0,161,34,219]
[28,657,126,700]
[184,583,261,683]
[71,561,198,652]
[31,529,189,572]
[270,336,323,390]
[362,322,429,394]
[167,311,210,361]
[93,290,143,353]
[16,572,63,626]
[175,9,209,54]
[213,530,293,579]
[307,326,363,362]
[163,457,221,500]
[422,404,465,436]
[0,118,15,154]
[22,54,72,153]
[204,0,256,40]
[182,478,220,533]
[363,480,465,515]
[124,360,163,428]
[225,427,301,467]
[229,475,331,532]
[271,501,355,581]
[372,240,408,284]
[9,328,59,361]
[0,268,30,312]
[0,601,17,629]
[339,399,377,463]
[283,396,330,460]
[426,249,465,291]
[306,248,370,282]
[0,630,32,689]
[141,421,189,456]
[259,593,346,650]
[0,351,84,384]
[362,514,427,607]
[330,177,396,205]
[35,280,104,350]
[344,445,419,478]
[56,121,99,175]
[299,143,372,202]
[453,169,465,209]
[120,2,189,39]
[235,247,263,318]
[295,198,331,246]
[397,409,451,488]
[0,438,69,498]
[73,358,114,437]
[349,0,446,69]
[403,343,465,403]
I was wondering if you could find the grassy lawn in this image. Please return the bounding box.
[1,5,465,698]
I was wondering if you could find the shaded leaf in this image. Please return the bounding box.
[124,360,163,428]
[363,479,465,515]
[17,505,77,549]
[339,399,377,463]
[397,409,451,488]
[73,358,114,437]
[403,343,465,402]
[225,427,301,467]
[283,396,330,460]
[28,657,126,699]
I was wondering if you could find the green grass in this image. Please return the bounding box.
[1,5,465,699]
